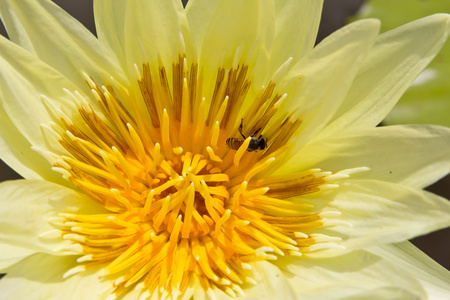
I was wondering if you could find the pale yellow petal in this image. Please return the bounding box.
[369,242,450,299]
[198,0,275,98]
[270,20,380,170]
[321,14,450,138]
[0,253,112,299]
[124,0,192,69]
[0,243,34,272]
[0,36,86,162]
[0,0,127,93]
[276,250,426,299]
[93,0,127,69]
[185,0,220,51]
[279,125,450,189]
[268,0,323,75]
[339,288,423,300]
[0,102,67,184]
[309,179,450,256]
[214,261,296,300]
[199,0,274,64]
[0,180,106,255]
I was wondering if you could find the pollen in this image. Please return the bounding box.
[45,51,363,298]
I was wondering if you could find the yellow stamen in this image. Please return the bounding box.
[161,108,172,156]
[206,146,222,162]
[181,183,195,238]
[210,121,220,148]
[48,58,358,298]
[244,157,275,181]
[233,137,251,167]
[140,190,155,217]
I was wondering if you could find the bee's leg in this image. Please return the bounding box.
[251,128,261,137]
[239,119,246,139]
[260,137,268,150]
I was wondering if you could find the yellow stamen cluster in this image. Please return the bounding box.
[46,52,352,298]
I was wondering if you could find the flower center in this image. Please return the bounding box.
[45,54,357,298]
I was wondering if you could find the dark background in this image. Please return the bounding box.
[0,0,449,271]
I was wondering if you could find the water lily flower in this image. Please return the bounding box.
[0,0,449,299]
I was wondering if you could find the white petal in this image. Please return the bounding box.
[369,242,450,300]
[278,125,450,189]
[0,180,106,254]
[310,179,450,256]
[0,253,113,299]
[276,250,427,299]
[0,0,127,92]
[321,14,450,137]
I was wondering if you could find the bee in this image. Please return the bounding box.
[226,119,267,152]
